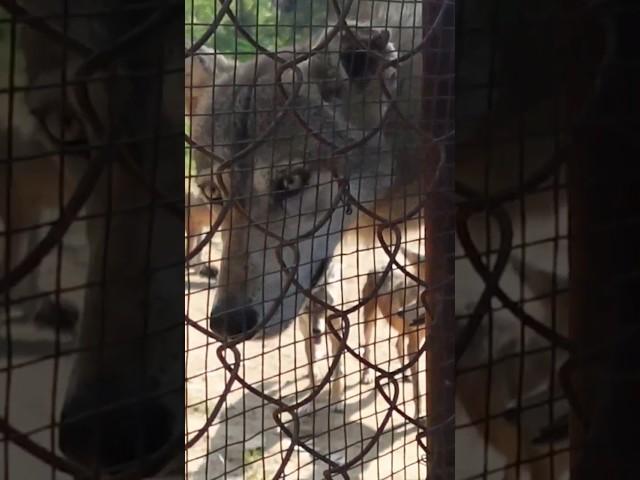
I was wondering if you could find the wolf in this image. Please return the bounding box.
[191,25,418,340]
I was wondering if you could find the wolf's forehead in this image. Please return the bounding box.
[251,160,302,178]
[252,145,325,169]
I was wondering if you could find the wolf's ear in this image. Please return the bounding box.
[370,30,391,52]
[339,30,390,83]
[186,49,233,113]
[185,53,212,113]
[308,54,343,102]
[340,48,369,81]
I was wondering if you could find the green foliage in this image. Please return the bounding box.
[184,0,328,176]
[185,0,328,60]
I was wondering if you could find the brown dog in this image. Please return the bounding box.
[297,283,346,412]
[298,245,427,418]
[360,247,427,419]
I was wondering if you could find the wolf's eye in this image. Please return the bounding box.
[273,168,310,202]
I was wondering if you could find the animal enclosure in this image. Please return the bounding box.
[185,0,453,479]
[3,0,623,479]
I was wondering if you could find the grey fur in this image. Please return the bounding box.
[196,29,398,337]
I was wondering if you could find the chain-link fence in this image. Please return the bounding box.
[0,0,452,477]
[455,0,572,477]
[5,0,627,479]
[1,0,183,478]
[454,1,633,479]
[185,0,453,478]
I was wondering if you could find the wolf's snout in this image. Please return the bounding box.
[210,296,259,340]
[312,327,323,345]
[59,383,175,475]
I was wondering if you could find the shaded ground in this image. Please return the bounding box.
[185,259,429,479]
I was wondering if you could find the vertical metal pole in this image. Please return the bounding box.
[422,1,455,478]
[566,4,639,478]
[564,5,604,476]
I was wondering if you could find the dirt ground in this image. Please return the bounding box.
[185,235,429,480]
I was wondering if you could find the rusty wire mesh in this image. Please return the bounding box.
[185,0,452,478]
[1,1,183,479]
[454,1,624,479]
[454,0,573,477]
[1,0,625,479]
